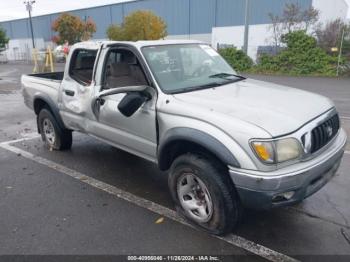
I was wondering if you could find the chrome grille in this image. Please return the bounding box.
[310,114,340,154]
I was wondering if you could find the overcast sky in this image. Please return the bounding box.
[0,0,349,22]
[0,0,133,21]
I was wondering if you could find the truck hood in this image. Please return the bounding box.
[172,79,333,137]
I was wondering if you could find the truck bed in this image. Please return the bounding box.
[27,72,64,81]
[21,72,63,111]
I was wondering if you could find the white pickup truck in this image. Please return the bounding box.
[22,40,347,235]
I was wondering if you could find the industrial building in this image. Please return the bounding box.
[0,0,348,61]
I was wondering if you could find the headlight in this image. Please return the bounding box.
[275,138,302,162]
[251,141,275,163]
[251,138,302,164]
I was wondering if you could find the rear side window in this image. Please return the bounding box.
[69,49,97,85]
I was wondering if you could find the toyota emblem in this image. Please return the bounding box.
[326,126,333,137]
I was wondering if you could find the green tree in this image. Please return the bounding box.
[51,13,96,44]
[218,47,253,72]
[0,26,9,50]
[256,31,338,76]
[106,24,126,41]
[107,10,167,41]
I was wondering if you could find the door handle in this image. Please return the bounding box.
[92,97,105,118]
[99,98,105,105]
[64,90,75,96]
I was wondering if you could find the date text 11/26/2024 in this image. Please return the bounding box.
[127,255,220,261]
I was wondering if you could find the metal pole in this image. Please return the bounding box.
[24,1,36,49]
[243,0,250,54]
[28,7,35,49]
[336,27,345,77]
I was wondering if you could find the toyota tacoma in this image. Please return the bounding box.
[22,40,347,235]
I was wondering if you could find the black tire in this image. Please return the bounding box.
[38,108,72,150]
[168,153,242,235]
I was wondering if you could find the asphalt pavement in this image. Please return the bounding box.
[0,63,349,261]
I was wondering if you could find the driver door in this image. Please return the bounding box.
[89,47,158,162]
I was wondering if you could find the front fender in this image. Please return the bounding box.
[158,127,241,170]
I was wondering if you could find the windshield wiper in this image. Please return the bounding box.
[209,73,245,81]
[170,73,246,94]
[172,82,223,94]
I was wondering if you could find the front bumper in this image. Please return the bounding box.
[229,128,347,210]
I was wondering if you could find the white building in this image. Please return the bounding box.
[212,0,349,60]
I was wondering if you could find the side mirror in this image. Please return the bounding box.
[118,92,149,117]
[92,85,151,118]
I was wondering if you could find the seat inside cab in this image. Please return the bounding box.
[105,49,148,89]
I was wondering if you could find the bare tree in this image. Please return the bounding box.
[282,3,303,33]
[315,19,348,53]
[301,6,320,32]
[279,3,320,33]
[268,13,283,53]
[267,3,320,54]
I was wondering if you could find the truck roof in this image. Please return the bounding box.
[73,39,204,50]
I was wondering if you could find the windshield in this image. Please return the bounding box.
[142,44,244,94]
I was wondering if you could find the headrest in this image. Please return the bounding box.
[110,63,130,77]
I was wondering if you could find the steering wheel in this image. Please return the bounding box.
[192,64,211,77]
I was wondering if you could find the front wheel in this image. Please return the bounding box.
[38,108,72,150]
[168,153,242,235]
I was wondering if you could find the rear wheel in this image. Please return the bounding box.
[38,108,72,150]
[168,153,242,235]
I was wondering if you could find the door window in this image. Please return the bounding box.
[103,49,148,90]
[69,49,97,85]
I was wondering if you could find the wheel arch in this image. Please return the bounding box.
[33,94,66,131]
[157,127,240,171]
